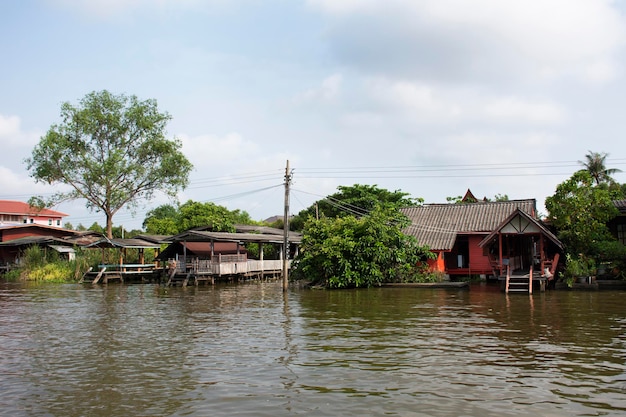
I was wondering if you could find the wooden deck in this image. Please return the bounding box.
[81,258,290,286]
[165,258,289,287]
[81,264,160,284]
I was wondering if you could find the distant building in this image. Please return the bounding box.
[0,200,68,227]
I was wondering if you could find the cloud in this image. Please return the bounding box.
[309,0,626,84]
[179,132,260,166]
[298,73,343,103]
[482,97,565,124]
[336,78,565,127]
[0,114,23,145]
[47,0,224,19]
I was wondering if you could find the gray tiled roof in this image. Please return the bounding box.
[401,199,537,251]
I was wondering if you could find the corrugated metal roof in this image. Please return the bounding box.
[400,199,537,251]
[171,230,302,244]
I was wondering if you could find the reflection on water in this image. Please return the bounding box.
[0,282,625,416]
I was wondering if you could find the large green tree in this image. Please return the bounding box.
[292,206,434,288]
[545,170,620,257]
[290,184,419,231]
[143,200,255,235]
[26,90,193,238]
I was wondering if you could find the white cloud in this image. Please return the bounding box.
[298,73,343,103]
[179,132,259,167]
[47,0,222,19]
[344,78,565,126]
[483,97,565,124]
[309,0,626,84]
[423,131,561,164]
[0,114,23,144]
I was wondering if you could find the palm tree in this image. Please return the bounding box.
[579,151,622,185]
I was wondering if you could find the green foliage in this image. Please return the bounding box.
[563,253,595,279]
[292,206,434,288]
[290,184,420,231]
[545,170,620,257]
[25,90,193,238]
[11,246,78,282]
[589,240,626,280]
[579,150,622,185]
[143,200,256,235]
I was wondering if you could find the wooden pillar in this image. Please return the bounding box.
[498,233,503,276]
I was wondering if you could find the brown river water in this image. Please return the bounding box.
[1,281,625,417]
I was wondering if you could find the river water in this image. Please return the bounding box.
[1,281,625,417]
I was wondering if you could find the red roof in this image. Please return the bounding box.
[0,200,68,217]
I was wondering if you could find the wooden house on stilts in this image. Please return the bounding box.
[401,197,563,293]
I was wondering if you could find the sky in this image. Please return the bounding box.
[1,0,626,231]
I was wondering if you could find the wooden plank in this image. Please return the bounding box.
[92,267,107,284]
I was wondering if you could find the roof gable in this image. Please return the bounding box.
[478,208,563,250]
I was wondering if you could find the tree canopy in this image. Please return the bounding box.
[290,184,420,231]
[545,170,620,257]
[143,200,255,235]
[26,90,193,238]
[292,206,434,288]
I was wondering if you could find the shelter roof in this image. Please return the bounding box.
[83,237,162,249]
[133,234,172,244]
[170,230,302,245]
[234,224,286,235]
[158,241,247,259]
[400,199,537,251]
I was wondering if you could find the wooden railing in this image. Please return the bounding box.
[170,257,290,276]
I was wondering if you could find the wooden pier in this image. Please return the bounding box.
[81,263,160,284]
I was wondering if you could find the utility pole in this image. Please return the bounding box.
[282,160,292,291]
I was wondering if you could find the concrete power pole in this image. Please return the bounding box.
[282,160,292,291]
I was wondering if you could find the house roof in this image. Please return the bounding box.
[400,199,537,251]
[0,235,75,247]
[0,223,79,234]
[0,200,68,217]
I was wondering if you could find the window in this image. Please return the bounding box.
[618,224,626,245]
[57,220,61,226]
[30,219,34,224]
[49,219,52,226]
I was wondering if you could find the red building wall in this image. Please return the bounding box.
[468,235,492,275]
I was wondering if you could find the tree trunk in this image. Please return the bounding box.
[106,212,113,239]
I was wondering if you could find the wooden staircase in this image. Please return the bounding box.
[505,265,534,294]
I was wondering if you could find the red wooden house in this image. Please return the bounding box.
[401,199,563,279]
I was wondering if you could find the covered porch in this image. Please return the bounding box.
[478,209,564,292]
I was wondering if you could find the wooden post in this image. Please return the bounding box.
[282,160,292,292]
